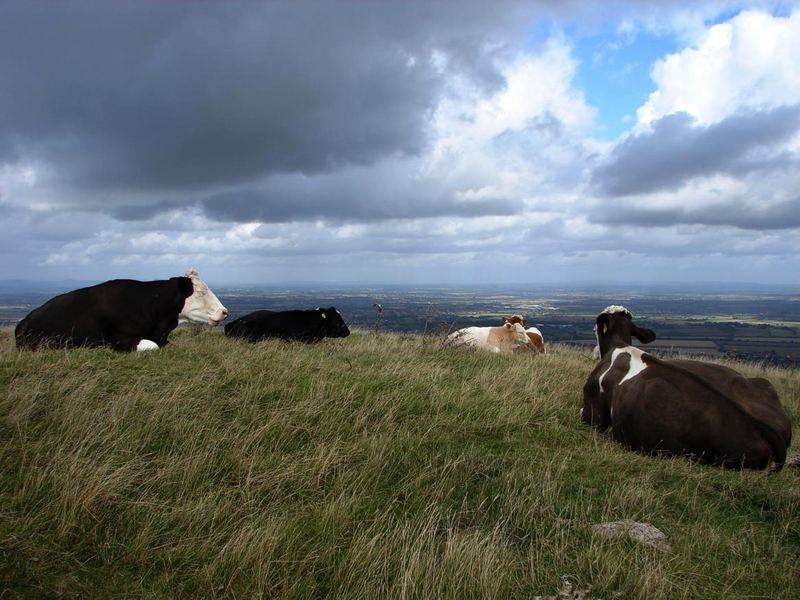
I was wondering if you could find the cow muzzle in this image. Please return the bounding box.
[209,308,229,327]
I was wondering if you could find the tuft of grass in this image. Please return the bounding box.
[1,327,799,599]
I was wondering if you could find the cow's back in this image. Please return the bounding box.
[448,327,489,348]
[16,284,108,349]
[448,324,528,353]
[613,359,790,468]
[225,310,329,342]
[664,359,791,456]
[225,310,276,341]
[15,279,187,351]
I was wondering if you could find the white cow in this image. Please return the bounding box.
[448,322,531,354]
[501,315,546,353]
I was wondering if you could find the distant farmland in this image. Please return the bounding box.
[2,285,799,365]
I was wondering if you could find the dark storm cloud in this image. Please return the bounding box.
[591,105,800,197]
[590,196,800,230]
[0,1,536,193]
[111,200,195,222]
[200,170,523,223]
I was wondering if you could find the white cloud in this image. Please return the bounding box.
[637,10,800,128]
[431,38,595,163]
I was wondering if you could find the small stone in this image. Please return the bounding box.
[533,575,592,600]
[592,520,672,553]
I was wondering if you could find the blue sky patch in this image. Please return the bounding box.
[572,27,679,139]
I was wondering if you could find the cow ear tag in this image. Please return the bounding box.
[321,312,327,318]
[602,324,607,334]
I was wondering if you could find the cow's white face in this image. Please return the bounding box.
[178,269,228,326]
[508,322,530,347]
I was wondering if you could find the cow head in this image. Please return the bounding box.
[507,322,532,351]
[487,321,531,352]
[178,269,229,326]
[501,314,527,327]
[592,305,656,359]
[319,307,350,338]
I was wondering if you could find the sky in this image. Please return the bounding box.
[1,1,800,287]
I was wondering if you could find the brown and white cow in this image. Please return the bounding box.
[581,305,791,470]
[447,322,531,354]
[501,315,545,353]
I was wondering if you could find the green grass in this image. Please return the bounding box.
[1,327,799,599]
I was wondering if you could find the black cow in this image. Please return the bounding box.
[581,305,791,470]
[15,270,228,352]
[224,307,350,343]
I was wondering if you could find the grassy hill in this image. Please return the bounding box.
[1,327,799,599]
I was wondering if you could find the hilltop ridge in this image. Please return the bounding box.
[1,328,799,599]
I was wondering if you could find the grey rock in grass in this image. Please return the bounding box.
[785,452,800,469]
[592,520,672,553]
[533,575,592,600]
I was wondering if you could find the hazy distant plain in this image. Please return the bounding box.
[2,285,799,365]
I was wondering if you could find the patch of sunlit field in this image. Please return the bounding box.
[1,327,799,599]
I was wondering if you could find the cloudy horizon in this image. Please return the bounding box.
[2,1,799,287]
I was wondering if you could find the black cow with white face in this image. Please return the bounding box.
[224,307,350,343]
[15,270,228,352]
[582,305,791,470]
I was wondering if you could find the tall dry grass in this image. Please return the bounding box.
[1,327,799,599]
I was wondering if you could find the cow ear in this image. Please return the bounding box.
[632,324,656,344]
[596,313,610,335]
[176,276,194,298]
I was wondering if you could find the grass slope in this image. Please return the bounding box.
[1,328,799,599]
